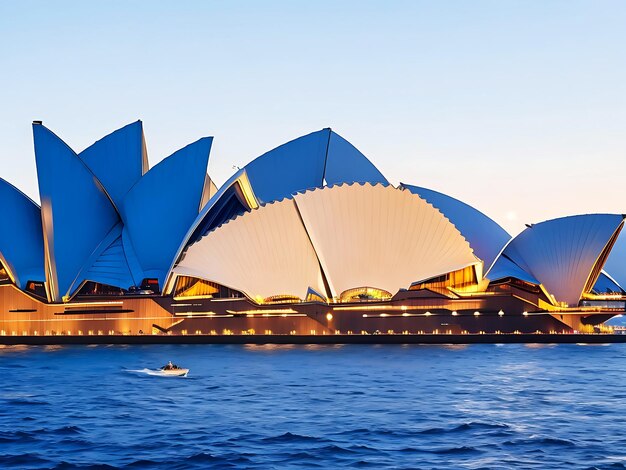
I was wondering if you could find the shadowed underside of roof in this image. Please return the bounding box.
[603,230,626,289]
[82,224,135,290]
[592,270,625,295]
[485,254,540,285]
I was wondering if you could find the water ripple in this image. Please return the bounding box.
[1,344,626,469]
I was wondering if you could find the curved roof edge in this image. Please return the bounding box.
[602,225,626,288]
[593,270,625,295]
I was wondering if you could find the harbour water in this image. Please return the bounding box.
[1,343,626,469]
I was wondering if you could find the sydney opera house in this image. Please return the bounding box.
[0,120,625,341]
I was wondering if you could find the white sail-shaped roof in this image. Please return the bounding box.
[294,184,480,298]
[497,214,625,306]
[174,184,480,301]
[174,198,327,302]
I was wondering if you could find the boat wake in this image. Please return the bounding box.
[125,368,188,377]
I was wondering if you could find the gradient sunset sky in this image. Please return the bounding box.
[1,0,625,235]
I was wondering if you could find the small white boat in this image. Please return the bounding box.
[159,361,189,377]
[159,368,189,377]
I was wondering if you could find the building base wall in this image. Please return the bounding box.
[0,284,622,340]
[0,333,625,346]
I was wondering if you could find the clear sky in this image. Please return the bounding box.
[1,0,625,235]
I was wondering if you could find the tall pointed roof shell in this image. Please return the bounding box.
[244,128,388,205]
[0,177,45,288]
[33,123,120,301]
[120,137,212,288]
[78,121,146,209]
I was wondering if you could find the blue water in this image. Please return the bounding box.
[1,344,626,469]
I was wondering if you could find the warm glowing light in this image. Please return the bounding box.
[175,311,219,317]
[424,311,432,316]
[523,311,529,316]
[228,308,298,315]
[451,311,458,316]
[498,310,504,316]
[61,301,124,307]
[326,313,333,321]
[474,311,480,316]
[333,305,437,312]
